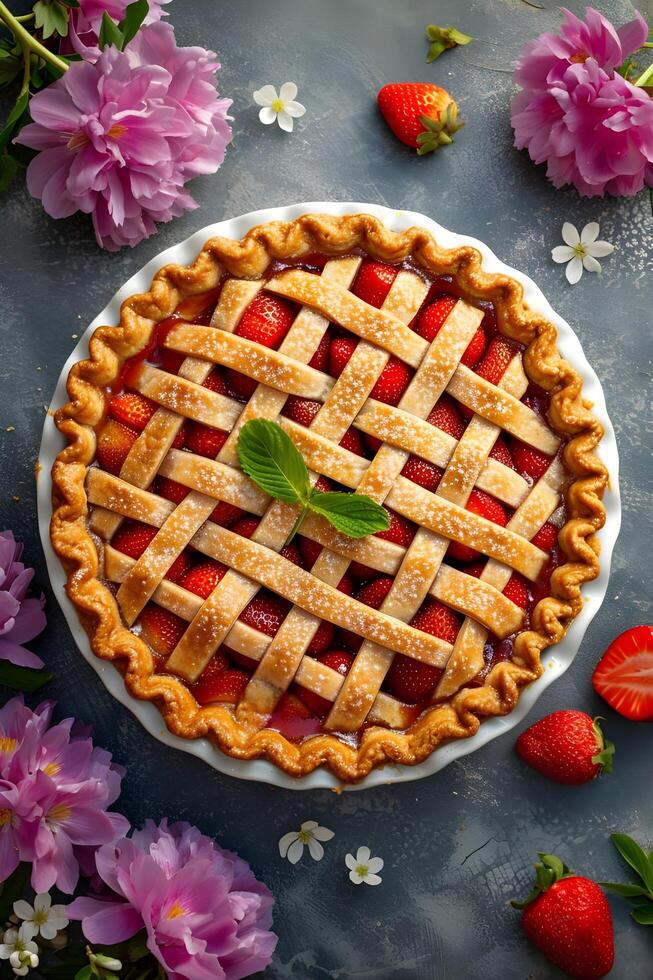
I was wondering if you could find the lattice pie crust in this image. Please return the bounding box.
[51,214,607,781]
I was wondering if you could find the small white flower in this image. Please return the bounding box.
[13,893,68,941]
[278,820,334,863]
[345,846,384,886]
[253,82,306,132]
[0,927,39,976]
[551,221,614,285]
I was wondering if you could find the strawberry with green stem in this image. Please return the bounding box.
[377,82,464,155]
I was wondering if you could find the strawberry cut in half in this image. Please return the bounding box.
[592,625,653,721]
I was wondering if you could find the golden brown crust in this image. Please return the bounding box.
[50,213,607,782]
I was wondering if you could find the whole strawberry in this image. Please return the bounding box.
[516,710,614,785]
[513,854,614,979]
[377,82,463,154]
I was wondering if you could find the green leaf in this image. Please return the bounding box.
[0,153,22,192]
[99,11,125,51]
[119,0,149,46]
[0,661,52,691]
[307,491,390,539]
[0,46,22,89]
[237,419,310,504]
[60,0,80,7]
[0,90,29,154]
[600,881,651,898]
[0,863,29,922]
[632,904,653,926]
[426,41,447,63]
[611,834,653,894]
[34,0,70,39]
[591,717,615,774]
[425,23,472,62]
[74,968,93,980]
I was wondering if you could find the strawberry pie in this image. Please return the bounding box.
[51,213,607,781]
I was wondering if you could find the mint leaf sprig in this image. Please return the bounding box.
[236,419,389,544]
[600,833,653,926]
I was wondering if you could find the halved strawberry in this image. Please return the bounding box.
[376,508,415,548]
[329,336,358,377]
[186,423,228,459]
[239,592,288,636]
[283,395,320,427]
[156,477,190,504]
[448,489,509,562]
[210,500,244,526]
[370,356,412,406]
[231,516,260,538]
[179,560,227,599]
[531,522,558,551]
[111,520,191,583]
[592,626,653,721]
[96,420,137,475]
[139,605,186,658]
[194,667,249,706]
[109,391,156,431]
[236,292,295,348]
[489,437,515,469]
[308,332,330,371]
[512,439,552,480]
[427,394,466,439]
[352,261,397,308]
[297,650,355,716]
[401,456,443,492]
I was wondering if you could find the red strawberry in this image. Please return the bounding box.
[297,650,355,716]
[307,619,334,656]
[415,296,457,340]
[176,287,222,323]
[139,605,186,658]
[447,489,509,562]
[480,302,498,338]
[186,423,228,459]
[411,597,460,644]
[592,625,653,721]
[224,646,258,672]
[516,711,614,785]
[210,501,244,526]
[160,348,185,376]
[194,667,249,706]
[280,543,304,567]
[503,574,530,609]
[328,336,358,377]
[236,292,294,348]
[427,394,466,439]
[202,369,227,394]
[179,560,227,599]
[308,332,330,371]
[339,426,365,456]
[111,521,190,583]
[512,439,552,480]
[488,437,515,469]
[376,508,415,548]
[231,516,260,539]
[156,477,190,504]
[283,395,320,427]
[355,576,394,609]
[531,522,559,551]
[239,592,288,636]
[377,83,462,154]
[298,536,322,570]
[401,456,443,492]
[225,370,257,401]
[277,691,314,720]
[109,391,156,431]
[96,419,137,475]
[369,356,412,406]
[461,326,487,368]
[513,854,614,979]
[475,336,521,385]
[386,599,458,703]
[352,260,397,308]
[337,573,353,596]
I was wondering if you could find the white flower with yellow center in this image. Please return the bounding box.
[278,820,334,863]
[0,926,39,976]
[253,83,306,132]
[13,893,68,941]
[551,221,614,284]
[345,846,384,886]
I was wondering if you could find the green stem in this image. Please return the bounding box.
[634,61,653,87]
[19,35,30,95]
[0,1,69,74]
[283,505,308,546]
[15,12,34,22]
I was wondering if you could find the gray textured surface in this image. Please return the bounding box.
[1,0,652,977]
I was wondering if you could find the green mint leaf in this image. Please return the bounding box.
[237,419,310,504]
[600,882,651,898]
[0,90,29,154]
[632,904,653,926]
[307,491,389,539]
[99,11,125,51]
[34,0,70,39]
[611,834,653,895]
[0,153,22,193]
[0,661,51,692]
[119,0,149,46]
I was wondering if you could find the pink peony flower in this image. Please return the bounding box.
[15,23,232,250]
[68,819,277,980]
[0,532,46,669]
[62,0,169,62]
[511,6,652,197]
[0,697,128,893]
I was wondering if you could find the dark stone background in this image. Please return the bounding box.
[1,0,651,976]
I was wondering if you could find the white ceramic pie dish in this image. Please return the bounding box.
[37,201,621,792]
